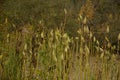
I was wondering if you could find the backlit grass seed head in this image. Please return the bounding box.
[29,50,32,54]
[66,37,71,43]
[83,17,87,24]
[22,51,25,56]
[96,40,99,45]
[62,33,70,45]
[107,43,111,48]
[93,36,96,42]
[60,53,64,60]
[78,17,80,22]
[81,36,85,42]
[7,33,9,38]
[85,45,90,54]
[100,48,104,52]
[64,8,67,15]
[105,50,110,55]
[118,33,120,40]
[106,25,110,33]
[75,37,79,40]
[49,34,54,43]
[95,46,99,51]
[50,30,53,36]
[112,54,116,60]
[7,33,10,42]
[52,50,57,62]
[24,43,27,50]
[36,34,39,38]
[84,26,89,33]
[111,45,116,50]
[77,28,82,34]
[55,29,61,36]
[5,17,8,24]
[55,30,61,41]
[85,63,89,67]
[90,31,93,39]
[80,48,83,54]
[63,33,68,38]
[105,37,109,42]
[38,20,42,24]
[64,38,71,45]
[52,44,57,49]
[78,14,83,22]
[55,36,59,42]
[41,32,44,38]
[100,52,104,59]
[65,46,69,52]
[79,14,83,20]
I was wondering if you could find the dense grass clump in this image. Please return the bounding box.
[0,16,120,80]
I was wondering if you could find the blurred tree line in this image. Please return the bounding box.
[0,0,120,43]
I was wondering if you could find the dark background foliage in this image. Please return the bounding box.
[0,0,120,43]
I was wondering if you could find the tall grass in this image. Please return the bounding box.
[0,17,120,80]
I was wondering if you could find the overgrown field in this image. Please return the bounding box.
[0,17,120,80]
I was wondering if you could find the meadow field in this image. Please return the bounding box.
[0,19,120,80]
[0,0,120,80]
